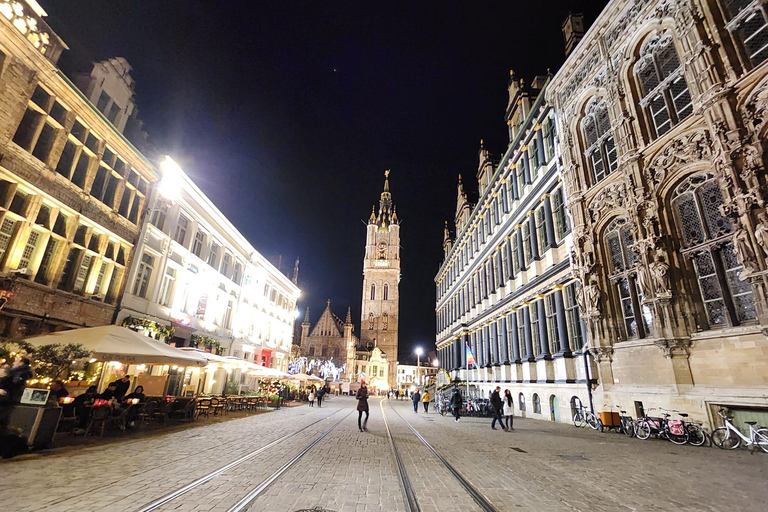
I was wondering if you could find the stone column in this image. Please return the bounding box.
[522,306,535,362]
[500,316,510,364]
[522,151,531,184]
[461,332,468,368]
[453,335,462,371]
[509,312,521,363]
[483,324,491,367]
[554,288,572,357]
[537,299,551,359]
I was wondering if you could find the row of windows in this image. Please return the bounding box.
[0,181,127,302]
[13,85,148,225]
[369,283,390,300]
[438,113,558,302]
[367,311,389,330]
[603,174,754,341]
[437,187,569,333]
[439,282,585,370]
[577,5,768,187]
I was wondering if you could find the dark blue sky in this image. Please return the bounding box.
[41,0,607,363]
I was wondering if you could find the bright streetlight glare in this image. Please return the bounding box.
[432,359,439,367]
[414,347,423,356]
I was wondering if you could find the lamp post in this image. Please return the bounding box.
[415,347,423,386]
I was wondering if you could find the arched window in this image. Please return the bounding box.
[368,312,374,330]
[605,218,652,339]
[383,283,389,300]
[581,99,618,184]
[721,0,768,68]
[533,393,541,414]
[382,312,388,330]
[518,393,526,411]
[634,33,692,138]
[672,173,756,325]
[370,284,376,300]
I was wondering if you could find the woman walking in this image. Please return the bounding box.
[422,390,430,413]
[356,379,369,432]
[308,389,315,407]
[503,389,514,431]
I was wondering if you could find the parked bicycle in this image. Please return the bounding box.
[634,408,689,445]
[711,409,768,453]
[573,405,603,431]
[676,412,708,447]
[617,407,635,438]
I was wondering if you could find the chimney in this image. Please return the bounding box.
[562,13,585,57]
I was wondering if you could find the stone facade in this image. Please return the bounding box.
[0,6,157,339]
[546,0,768,428]
[360,171,401,388]
[435,73,593,424]
[299,300,355,367]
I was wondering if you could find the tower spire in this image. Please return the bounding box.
[376,170,394,231]
[345,307,352,324]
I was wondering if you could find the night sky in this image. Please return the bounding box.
[40,1,608,364]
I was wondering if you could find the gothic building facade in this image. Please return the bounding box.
[436,74,592,423]
[360,171,401,388]
[299,300,355,367]
[546,0,768,427]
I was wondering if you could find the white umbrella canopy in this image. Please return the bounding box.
[307,375,324,382]
[26,325,207,367]
[289,373,310,382]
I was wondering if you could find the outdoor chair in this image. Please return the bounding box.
[210,397,226,416]
[138,400,158,427]
[86,405,112,437]
[197,398,212,418]
[57,406,78,435]
[173,398,198,422]
[110,404,133,433]
[152,400,174,427]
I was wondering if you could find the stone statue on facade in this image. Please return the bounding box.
[584,276,601,317]
[649,255,671,296]
[634,262,653,300]
[754,212,768,260]
[733,227,759,278]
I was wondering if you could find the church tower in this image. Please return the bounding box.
[360,170,401,388]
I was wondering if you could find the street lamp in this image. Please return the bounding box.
[414,347,423,386]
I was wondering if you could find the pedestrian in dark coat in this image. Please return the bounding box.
[490,386,508,431]
[411,390,420,413]
[356,380,369,432]
[316,386,325,407]
[109,375,131,401]
[0,356,33,434]
[450,388,463,422]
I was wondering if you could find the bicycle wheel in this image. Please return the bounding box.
[754,428,768,454]
[586,413,602,431]
[635,420,652,440]
[686,424,707,447]
[621,418,635,438]
[666,428,689,445]
[573,412,586,428]
[711,427,741,450]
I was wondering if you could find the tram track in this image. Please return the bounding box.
[382,401,501,512]
[136,408,349,512]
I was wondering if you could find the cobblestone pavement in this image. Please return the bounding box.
[3,396,767,512]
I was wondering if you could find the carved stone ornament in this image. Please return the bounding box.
[649,255,672,296]
[645,130,714,188]
[591,345,615,363]
[589,181,629,223]
[634,262,653,299]
[585,276,602,317]
[742,75,768,136]
[654,338,692,358]
[755,212,768,259]
[732,227,760,278]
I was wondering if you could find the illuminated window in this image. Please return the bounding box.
[581,99,617,184]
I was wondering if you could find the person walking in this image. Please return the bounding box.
[490,386,508,431]
[411,389,420,413]
[450,387,462,422]
[316,386,325,408]
[503,389,514,430]
[422,390,430,413]
[356,379,369,432]
[308,389,315,407]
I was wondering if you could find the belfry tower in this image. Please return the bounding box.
[360,170,401,388]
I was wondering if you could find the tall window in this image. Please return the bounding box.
[529,301,540,357]
[535,206,548,255]
[55,120,96,189]
[545,293,559,354]
[192,230,205,257]
[132,253,154,298]
[233,262,243,285]
[223,300,233,329]
[174,215,189,246]
[605,218,652,339]
[511,231,520,274]
[151,203,168,231]
[552,188,569,242]
[564,282,585,351]
[383,283,389,300]
[159,267,176,307]
[208,242,220,267]
[672,173,756,325]
[221,253,231,278]
[543,117,556,162]
[722,0,768,67]
[635,33,693,138]
[581,99,618,184]
[13,85,67,165]
[517,309,526,358]
[522,223,532,266]
[370,284,376,300]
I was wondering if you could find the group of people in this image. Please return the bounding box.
[306,384,331,408]
[66,375,147,434]
[409,389,431,413]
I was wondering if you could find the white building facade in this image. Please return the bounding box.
[117,158,300,384]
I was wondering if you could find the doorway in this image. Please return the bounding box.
[550,395,560,422]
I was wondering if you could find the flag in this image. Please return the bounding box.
[466,343,477,369]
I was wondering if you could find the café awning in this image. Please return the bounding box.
[26,325,208,367]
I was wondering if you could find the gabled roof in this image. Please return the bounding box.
[309,300,345,338]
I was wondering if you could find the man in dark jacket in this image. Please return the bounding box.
[490,386,507,431]
[110,375,131,401]
[316,386,325,407]
[411,390,420,413]
[450,388,463,422]
[0,356,33,434]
